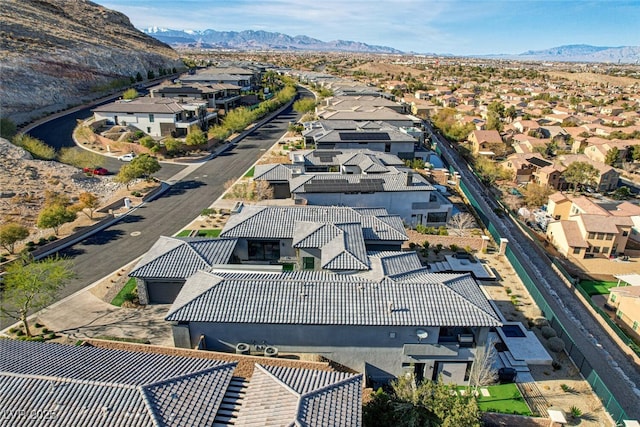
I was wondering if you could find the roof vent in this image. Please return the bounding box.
[387,301,394,314]
[236,342,250,355]
[264,346,278,358]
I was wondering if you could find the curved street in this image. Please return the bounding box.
[1,89,308,329]
[428,123,640,420]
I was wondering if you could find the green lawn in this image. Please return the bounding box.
[244,166,255,177]
[175,229,221,238]
[459,384,531,416]
[579,280,618,296]
[111,278,137,307]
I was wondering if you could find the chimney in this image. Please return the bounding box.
[406,171,413,186]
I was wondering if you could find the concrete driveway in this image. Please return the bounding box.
[33,291,173,347]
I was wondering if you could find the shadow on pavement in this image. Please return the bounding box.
[79,229,126,246]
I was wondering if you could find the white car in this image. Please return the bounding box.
[118,153,135,162]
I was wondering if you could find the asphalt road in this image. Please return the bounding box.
[2,90,307,329]
[427,123,640,420]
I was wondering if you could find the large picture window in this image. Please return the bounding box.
[248,240,280,261]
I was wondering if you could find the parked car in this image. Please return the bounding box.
[82,167,109,175]
[118,153,135,162]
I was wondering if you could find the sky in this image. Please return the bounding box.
[93,0,640,56]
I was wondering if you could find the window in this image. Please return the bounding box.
[593,246,600,254]
[603,247,609,254]
[596,233,604,240]
[623,230,629,237]
[248,240,280,261]
[616,309,623,319]
[610,294,617,302]
[303,257,314,270]
[588,232,596,239]
[147,127,151,133]
[633,321,638,331]
[427,212,448,223]
[149,114,154,122]
[573,247,581,255]
[605,234,613,240]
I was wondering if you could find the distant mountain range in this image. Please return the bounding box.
[142,27,403,54]
[143,28,640,63]
[513,44,640,64]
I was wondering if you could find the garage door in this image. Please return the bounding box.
[147,281,184,304]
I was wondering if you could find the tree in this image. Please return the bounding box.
[1,117,17,140]
[0,256,75,337]
[604,147,620,166]
[254,180,274,201]
[293,98,316,114]
[447,213,477,236]
[611,186,631,200]
[562,161,599,194]
[363,374,482,427]
[522,182,555,208]
[130,153,161,179]
[147,70,155,79]
[185,126,207,146]
[37,204,77,235]
[164,137,182,154]
[0,223,29,254]
[122,88,139,100]
[505,105,517,122]
[485,111,503,131]
[135,72,143,82]
[74,192,100,219]
[632,145,640,162]
[468,340,498,388]
[114,163,139,190]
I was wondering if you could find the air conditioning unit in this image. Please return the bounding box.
[235,342,250,355]
[264,346,278,358]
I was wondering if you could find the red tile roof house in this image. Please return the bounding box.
[467,129,505,157]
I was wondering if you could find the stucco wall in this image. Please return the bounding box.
[178,322,487,381]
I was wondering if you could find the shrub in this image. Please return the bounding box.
[15,330,25,336]
[42,328,50,334]
[139,136,156,149]
[12,134,56,160]
[450,244,459,252]
[201,208,215,217]
[47,235,58,242]
[548,337,565,353]
[25,241,35,247]
[37,237,48,246]
[569,406,582,418]
[541,326,557,339]
[408,242,416,250]
[34,323,43,328]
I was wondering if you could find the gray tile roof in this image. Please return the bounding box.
[368,251,425,278]
[93,97,204,114]
[0,340,236,427]
[233,364,362,427]
[253,163,296,181]
[289,172,434,194]
[301,149,404,169]
[165,270,502,327]
[220,206,407,243]
[293,221,370,270]
[129,237,237,279]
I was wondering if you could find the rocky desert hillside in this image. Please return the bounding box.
[0,0,183,125]
[0,138,122,233]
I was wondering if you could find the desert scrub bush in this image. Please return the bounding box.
[548,337,565,353]
[541,326,557,339]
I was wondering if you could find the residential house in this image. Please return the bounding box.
[546,192,633,258]
[92,97,217,138]
[151,82,242,112]
[0,340,363,427]
[316,106,421,128]
[467,129,505,157]
[322,96,407,114]
[218,205,408,266]
[302,120,419,159]
[179,65,261,91]
[254,150,453,226]
[129,236,238,304]
[607,284,640,340]
[501,153,565,189]
[584,138,635,165]
[557,154,620,192]
[166,269,503,385]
